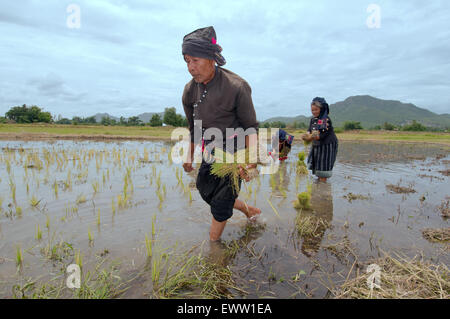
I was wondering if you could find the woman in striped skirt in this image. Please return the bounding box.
[302,97,338,182]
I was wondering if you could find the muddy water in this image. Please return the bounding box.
[0,140,448,298]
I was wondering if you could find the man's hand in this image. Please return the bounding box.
[183,162,194,173]
[238,163,257,182]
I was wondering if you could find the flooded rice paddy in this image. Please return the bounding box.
[0,139,448,298]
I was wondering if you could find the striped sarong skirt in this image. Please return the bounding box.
[307,142,338,175]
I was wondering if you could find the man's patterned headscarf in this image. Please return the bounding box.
[182,26,226,66]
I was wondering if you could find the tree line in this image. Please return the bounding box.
[0,104,444,132]
[0,105,188,127]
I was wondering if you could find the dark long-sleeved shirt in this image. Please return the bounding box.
[182,66,258,144]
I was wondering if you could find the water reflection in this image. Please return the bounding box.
[295,181,334,257]
[207,223,266,266]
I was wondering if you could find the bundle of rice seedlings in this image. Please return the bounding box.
[298,152,306,162]
[296,151,308,175]
[293,183,312,210]
[210,148,259,194]
[333,252,450,299]
[294,192,311,210]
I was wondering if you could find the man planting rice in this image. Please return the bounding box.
[181,26,261,241]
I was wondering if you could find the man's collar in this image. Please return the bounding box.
[200,66,220,89]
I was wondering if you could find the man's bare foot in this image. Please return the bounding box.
[245,205,262,221]
[234,199,261,220]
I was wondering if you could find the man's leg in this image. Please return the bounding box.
[210,218,227,241]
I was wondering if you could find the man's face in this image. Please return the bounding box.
[184,55,215,83]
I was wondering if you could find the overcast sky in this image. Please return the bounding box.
[1,0,449,121]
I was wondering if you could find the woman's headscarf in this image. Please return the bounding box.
[312,97,329,131]
[182,26,226,66]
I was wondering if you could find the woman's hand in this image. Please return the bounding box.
[301,133,313,142]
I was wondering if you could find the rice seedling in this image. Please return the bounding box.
[43,240,74,262]
[269,173,277,191]
[53,181,58,198]
[16,245,23,267]
[35,224,42,241]
[29,195,41,208]
[265,195,281,218]
[88,227,94,244]
[75,249,83,269]
[6,159,11,175]
[156,190,164,209]
[15,206,23,218]
[111,198,116,216]
[145,234,153,258]
[117,194,124,209]
[123,173,129,197]
[65,169,72,190]
[152,255,162,283]
[97,208,101,227]
[292,270,306,282]
[152,214,156,239]
[45,215,50,230]
[156,171,161,190]
[92,181,99,194]
[9,179,16,203]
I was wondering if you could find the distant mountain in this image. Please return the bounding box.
[136,112,165,124]
[93,113,119,123]
[263,95,450,129]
